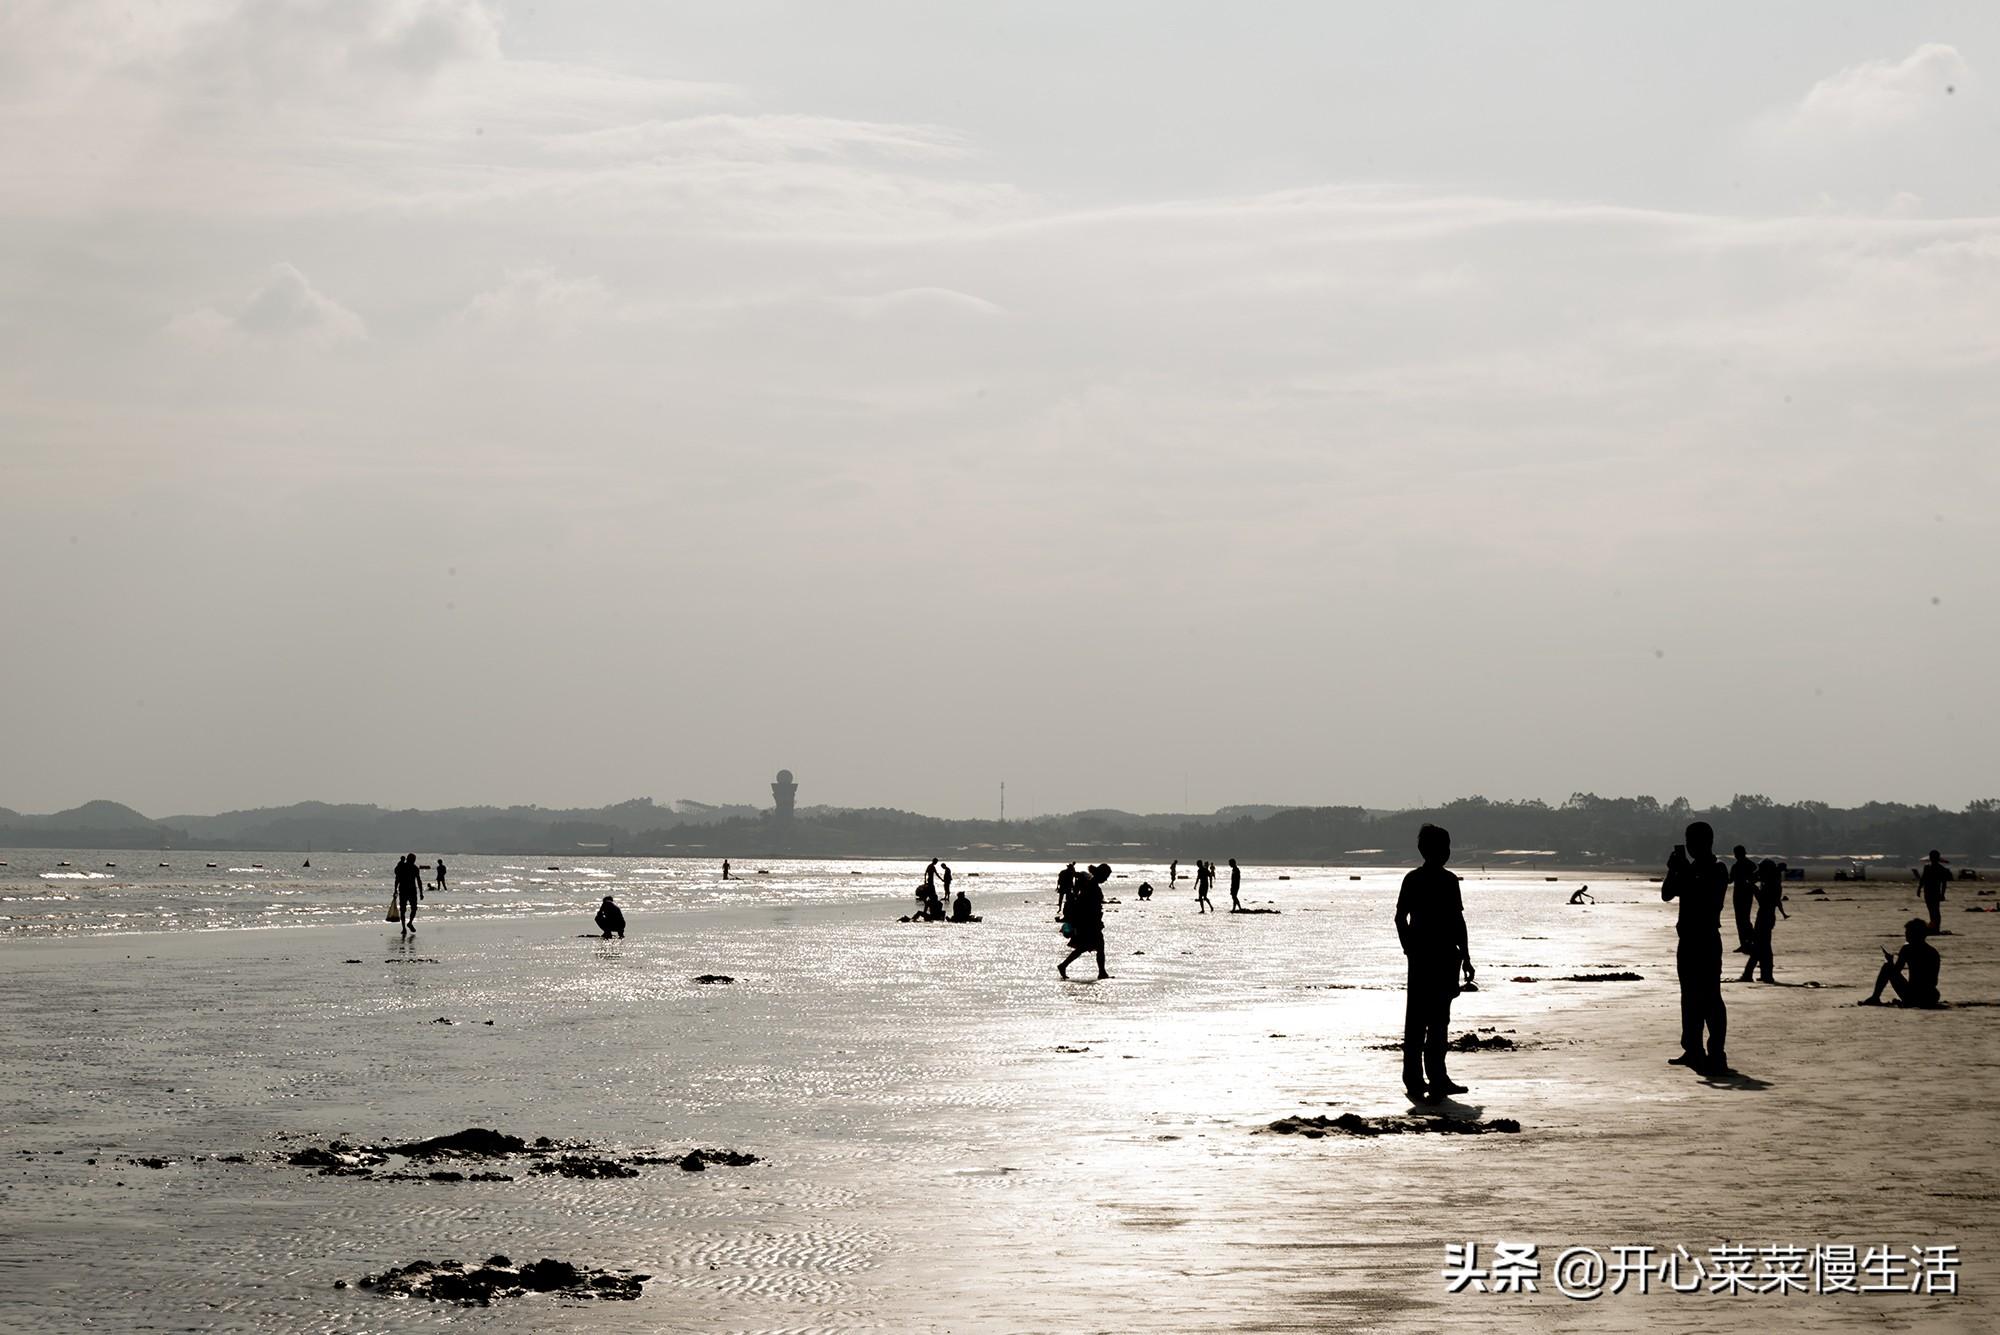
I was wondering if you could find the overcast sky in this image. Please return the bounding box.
[2,1,1995,819]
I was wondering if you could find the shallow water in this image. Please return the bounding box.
[0,850,1592,941]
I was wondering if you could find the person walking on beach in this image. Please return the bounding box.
[1738,859,1788,983]
[1918,850,1952,934]
[1194,860,1213,913]
[1170,859,1179,888]
[722,859,731,880]
[1662,821,1732,1076]
[1861,919,1943,1008]
[1227,857,1242,911]
[1395,824,1475,1102]
[393,853,424,936]
[434,858,447,893]
[1059,863,1112,980]
[1729,844,1756,954]
[595,895,626,938]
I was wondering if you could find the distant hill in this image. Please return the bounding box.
[1,793,1994,863]
[45,799,160,830]
[0,798,182,849]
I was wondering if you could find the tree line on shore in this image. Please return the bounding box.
[3,793,1993,865]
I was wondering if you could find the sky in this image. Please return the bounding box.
[2,1,1996,819]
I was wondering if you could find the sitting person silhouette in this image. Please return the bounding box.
[1567,885,1593,905]
[595,896,626,939]
[951,890,975,922]
[1136,881,1153,900]
[1861,919,1942,1008]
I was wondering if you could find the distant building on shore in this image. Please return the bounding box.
[772,769,797,829]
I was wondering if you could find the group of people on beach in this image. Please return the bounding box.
[385,834,1961,1100]
[1660,821,1954,1078]
[912,858,975,922]
[1398,817,1957,1099]
[1168,858,1243,912]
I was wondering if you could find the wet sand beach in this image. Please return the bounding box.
[2,860,1995,1332]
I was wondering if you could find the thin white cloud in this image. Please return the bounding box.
[456,267,614,335]
[843,287,1004,320]
[169,263,366,346]
[1777,43,1969,139]
[542,114,966,164]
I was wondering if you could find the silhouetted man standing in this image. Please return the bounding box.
[393,853,423,937]
[1227,858,1242,911]
[1395,824,1475,1103]
[1662,821,1731,1076]
[1919,850,1951,934]
[1729,844,1757,954]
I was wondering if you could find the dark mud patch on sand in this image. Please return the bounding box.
[1369,1029,1520,1053]
[281,1128,758,1180]
[629,1148,760,1172]
[532,1155,640,1180]
[1265,1113,1522,1139]
[1511,972,1644,983]
[354,1255,645,1306]
[692,974,734,984]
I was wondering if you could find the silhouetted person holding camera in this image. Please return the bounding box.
[1918,850,1952,933]
[1395,824,1475,1102]
[1861,919,1942,1008]
[1059,863,1112,980]
[595,896,625,938]
[1730,844,1757,954]
[1663,821,1731,1076]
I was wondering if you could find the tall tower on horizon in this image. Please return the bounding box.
[772,769,797,827]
